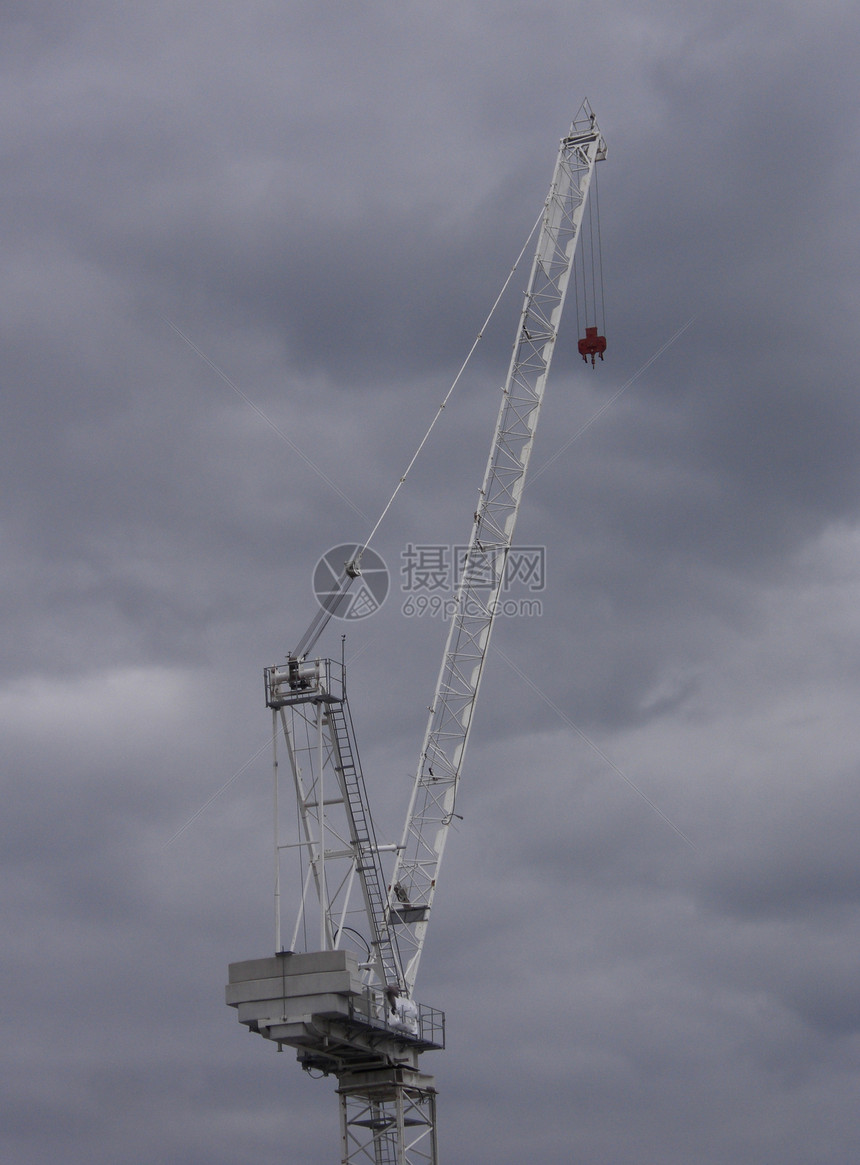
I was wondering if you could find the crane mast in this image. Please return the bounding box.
[388,107,606,993]
[227,104,606,1165]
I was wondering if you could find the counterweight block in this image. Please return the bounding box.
[226,950,444,1075]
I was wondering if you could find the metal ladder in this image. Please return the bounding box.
[325,696,403,989]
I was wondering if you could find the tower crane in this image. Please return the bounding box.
[227,103,606,1165]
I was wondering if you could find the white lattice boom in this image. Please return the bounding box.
[387,103,606,993]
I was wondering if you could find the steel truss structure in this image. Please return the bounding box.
[266,657,403,992]
[388,104,606,992]
[339,1069,438,1165]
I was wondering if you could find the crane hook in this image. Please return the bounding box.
[577,326,606,367]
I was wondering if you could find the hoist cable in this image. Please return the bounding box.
[594,162,606,335]
[573,239,582,339]
[588,190,597,326]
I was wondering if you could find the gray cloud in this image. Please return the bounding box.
[2,2,860,1163]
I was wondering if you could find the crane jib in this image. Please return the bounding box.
[387,108,606,996]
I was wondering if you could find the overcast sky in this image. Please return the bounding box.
[3,2,860,1163]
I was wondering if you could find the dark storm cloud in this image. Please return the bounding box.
[2,2,860,1163]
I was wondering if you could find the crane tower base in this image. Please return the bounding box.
[338,1065,438,1165]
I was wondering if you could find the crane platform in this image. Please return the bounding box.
[227,950,444,1076]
